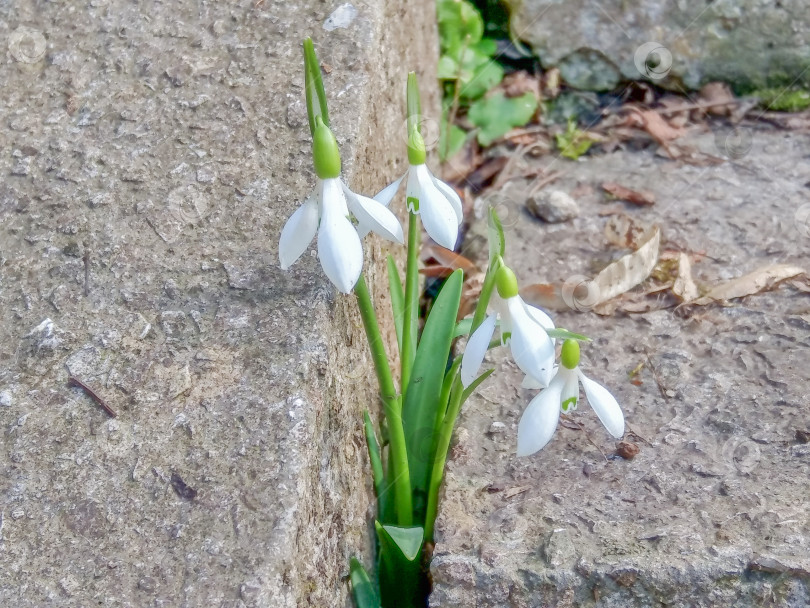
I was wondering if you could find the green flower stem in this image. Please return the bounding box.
[401,211,420,391]
[423,373,463,542]
[354,275,413,526]
[469,254,503,334]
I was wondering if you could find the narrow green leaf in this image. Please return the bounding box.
[546,328,591,341]
[375,523,424,608]
[303,38,330,136]
[402,270,463,524]
[407,72,422,135]
[349,558,380,608]
[363,411,387,520]
[488,206,506,261]
[453,317,473,338]
[387,256,405,351]
[460,368,494,403]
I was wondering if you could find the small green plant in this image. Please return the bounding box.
[752,87,810,112]
[437,0,537,158]
[555,119,596,160]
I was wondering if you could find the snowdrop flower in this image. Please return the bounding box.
[279,117,404,293]
[460,266,555,389]
[517,339,625,457]
[372,126,462,250]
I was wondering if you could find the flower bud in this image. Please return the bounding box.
[312,116,341,179]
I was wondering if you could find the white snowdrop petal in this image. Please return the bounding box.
[520,374,545,390]
[506,297,555,387]
[460,314,497,388]
[344,183,404,244]
[415,164,459,250]
[517,373,564,456]
[431,173,463,224]
[279,195,319,269]
[373,174,405,207]
[579,371,625,438]
[318,181,363,293]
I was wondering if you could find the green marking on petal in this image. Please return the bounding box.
[406,196,420,213]
[560,339,580,370]
[561,396,577,412]
[495,266,519,299]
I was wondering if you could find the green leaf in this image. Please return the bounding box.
[363,411,387,520]
[437,0,484,56]
[546,328,591,341]
[303,38,329,135]
[402,269,463,523]
[487,206,506,261]
[460,368,494,403]
[453,317,473,338]
[469,92,538,147]
[458,60,504,101]
[471,38,498,57]
[387,256,404,351]
[436,54,459,80]
[375,522,424,608]
[439,121,467,161]
[349,558,380,608]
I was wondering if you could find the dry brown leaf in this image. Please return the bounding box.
[590,226,661,306]
[628,109,688,145]
[602,182,656,206]
[672,252,699,302]
[422,245,479,274]
[604,214,648,249]
[692,264,805,305]
[698,82,736,117]
[501,71,541,99]
[521,227,661,313]
[503,485,531,499]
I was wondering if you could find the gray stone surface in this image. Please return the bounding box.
[0,1,436,606]
[505,0,810,91]
[431,127,810,606]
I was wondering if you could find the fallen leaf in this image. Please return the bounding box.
[698,82,736,117]
[503,485,531,499]
[521,227,661,312]
[590,226,661,306]
[672,252,699,302]
[692,264,805,305]
[627,109,687,145]
[604,214,648,249]
[602,182,656,206]
[422,245,479,274]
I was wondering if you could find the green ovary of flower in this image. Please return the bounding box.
[495,266,519,299]
[407,126,427,165]
[312,116,341,179]
[560,339,580,370]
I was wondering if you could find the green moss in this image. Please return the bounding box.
[751,87,810,112]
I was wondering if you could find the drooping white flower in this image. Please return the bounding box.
[460,266,555,389]
[372,127,462,250]
[517,339,625,457]
[279,117,404,294]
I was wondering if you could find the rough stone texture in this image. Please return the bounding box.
[432,126,810,606]
[527,190,579,224]
[0,1,436,606]
[505,0,810,91]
